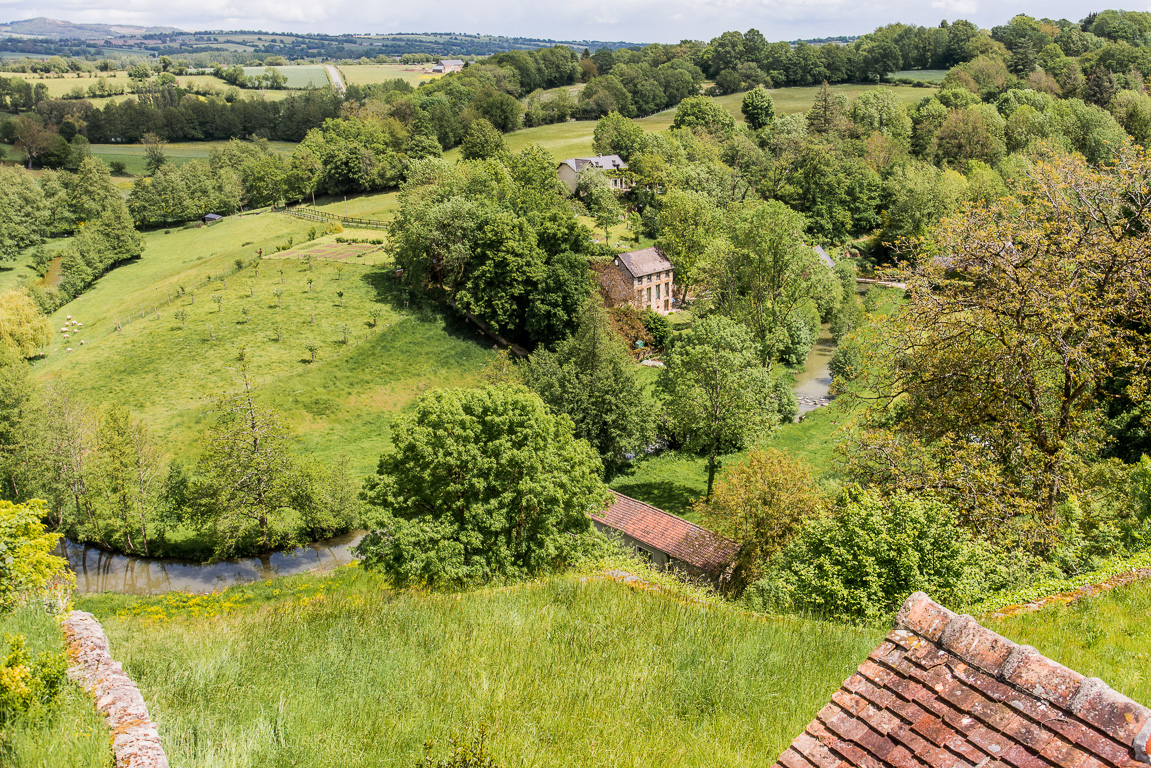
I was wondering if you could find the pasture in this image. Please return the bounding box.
[339,63,443,88]
[242,65,332,89]
[89,139,298,177]
[29,210,494,476]
[891,69,948,82]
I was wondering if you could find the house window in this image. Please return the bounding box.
[646,287,651,302]
[635,279,641,287]
[655,284,660,300]
[664,299,669,311]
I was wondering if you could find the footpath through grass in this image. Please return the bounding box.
[0,606,111,768]
[78,565,882,768]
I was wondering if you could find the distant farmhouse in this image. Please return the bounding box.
[438,59,464,73]
[558,154,628,194]
[602,246,675,314]
[592,492,740,585]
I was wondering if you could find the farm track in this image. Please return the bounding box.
[326,64,346,95]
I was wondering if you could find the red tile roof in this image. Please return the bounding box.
[773,592,1151,768]
[592,491,741,574]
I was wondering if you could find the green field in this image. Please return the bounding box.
[449,84,929,163]
[891,69,948,82]
[0,606,112,768]
[76,564,882,768]
[242,65,331,89]
[89,140,298,177]
[338,63,443,88]
[28,208,494,476]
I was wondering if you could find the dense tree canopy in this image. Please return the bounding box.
[356,385,610,586]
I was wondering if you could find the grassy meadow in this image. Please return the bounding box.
[241,65,331,89]
[76,565,883,768]
[29,209,494,476]
[338,63,443,88]
[0,606,112,768]
[89,140,298,177]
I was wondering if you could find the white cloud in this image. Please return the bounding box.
[0,0,1119,42]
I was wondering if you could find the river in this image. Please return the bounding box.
[56,530,366,595]
[792,325,835,416]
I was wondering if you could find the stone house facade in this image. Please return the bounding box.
[605,246,675,314]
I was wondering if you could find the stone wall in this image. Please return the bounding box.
[62,610,170,768]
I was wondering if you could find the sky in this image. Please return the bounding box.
[1,0,1144,44]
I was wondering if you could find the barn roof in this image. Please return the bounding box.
[592,491,740,574]
[616,247,672,278]
[772,591,1151,768]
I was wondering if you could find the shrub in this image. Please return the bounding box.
[641,309,671,349]
[691,448,825,588]
[828,340,863,389]
[0,633,68,724]
[108,160,127,176]
[0,500,73,614]
[745,488,993,622]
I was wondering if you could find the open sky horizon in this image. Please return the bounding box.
[0,2,1139,45]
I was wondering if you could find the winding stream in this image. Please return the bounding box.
[56,530,366,595]
[792,325,835,415]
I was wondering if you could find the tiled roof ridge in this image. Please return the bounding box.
[602,490,737,543]
[897,591,1151,762]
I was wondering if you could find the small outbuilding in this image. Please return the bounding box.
[592,491,740,585]
[558,154,629,194]
[812,244,835,269]
[772,591,1151,768]
[202,213,223,224]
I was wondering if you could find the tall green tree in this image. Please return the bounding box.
[522,298,653,469]
[658,316,792,497]
[356,385,609,586]
[655,189,722,303]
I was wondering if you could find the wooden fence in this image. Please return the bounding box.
[275,205,388,230]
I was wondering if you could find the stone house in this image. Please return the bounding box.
[603,246,675,314]
[591,491,741,586]
[773,591,1151,768]
[439,59,464,73]
[557,155,629,194]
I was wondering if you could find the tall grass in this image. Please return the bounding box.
[79,567,881,768]
[0,607,112,768]
[986,580,1151,704]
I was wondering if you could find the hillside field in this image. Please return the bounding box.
[29,210,494,477]
[338,63,443,88]
[241,65,331,89]
[89,139,298,177]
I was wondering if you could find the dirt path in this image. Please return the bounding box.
[325,65,346,95]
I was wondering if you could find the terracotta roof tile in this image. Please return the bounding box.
[591,491,741,574]
[771,592,1151,768]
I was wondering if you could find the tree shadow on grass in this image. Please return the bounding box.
[360,267,514,352]
[608,480,701,518]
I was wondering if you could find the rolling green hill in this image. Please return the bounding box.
[30,207,494,476]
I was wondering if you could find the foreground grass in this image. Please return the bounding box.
[30,208,494,476]
[78,566,881,768]
[987,579,1151,705]
[0,606,111,768]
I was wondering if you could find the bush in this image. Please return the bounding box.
[641,308,671,349]
[745,488,994,622]
[0,633,68,724]
[0,500,73,615]
[356,386,611,587]
[108,160,128,176]
[829,339,863,389]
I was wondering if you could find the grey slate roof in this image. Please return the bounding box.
[440,59,464,66]
[559,154,628,173]
[616,247,672,278]
[812,245,835,269]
